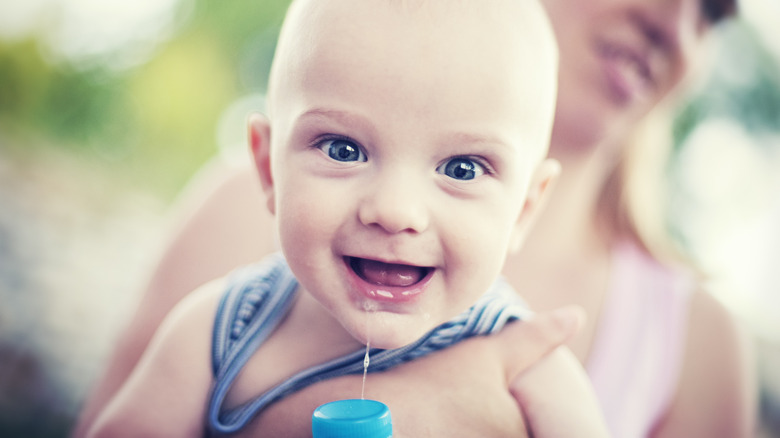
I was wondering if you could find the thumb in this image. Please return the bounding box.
[497,305,586,383]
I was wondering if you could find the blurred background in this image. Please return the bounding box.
[0,0,778,436]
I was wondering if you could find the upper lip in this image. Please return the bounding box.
[344,255,432,269]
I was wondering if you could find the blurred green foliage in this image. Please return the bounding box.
[672,20,780,149]
[0,0,291,199]
[0,39,126,147]
[1,0,778,200]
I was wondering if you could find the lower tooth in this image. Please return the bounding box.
[375,290,393,299]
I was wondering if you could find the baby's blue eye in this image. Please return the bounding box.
[319,139,366,162]
[437,157,485,181]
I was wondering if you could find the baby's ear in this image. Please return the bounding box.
[508,159,560,253]
[248,113,275,215]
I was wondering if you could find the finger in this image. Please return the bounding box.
[497,305,586,382]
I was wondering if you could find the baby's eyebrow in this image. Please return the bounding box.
[440,131,516,155]
[296,107,374,132]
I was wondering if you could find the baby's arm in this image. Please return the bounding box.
[86,282,223,438]
[73,162,274,438]
[511,347,610,437]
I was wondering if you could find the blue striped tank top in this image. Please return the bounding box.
[208,253,530,434]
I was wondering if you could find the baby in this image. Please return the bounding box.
[88,0,607,436]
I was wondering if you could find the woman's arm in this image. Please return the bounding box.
[652,290,757,438]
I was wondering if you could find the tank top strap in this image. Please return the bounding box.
[209,252,299,434]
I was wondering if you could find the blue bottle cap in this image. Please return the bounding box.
[312,399,392,438]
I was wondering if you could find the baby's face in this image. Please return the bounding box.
[265,0,557,348]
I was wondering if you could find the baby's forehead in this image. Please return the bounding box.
[278,0,556,56]
[269,0,558,160]
[273,0,557,92]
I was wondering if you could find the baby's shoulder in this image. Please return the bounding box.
[155,277,231,347]
[172,276,229,318]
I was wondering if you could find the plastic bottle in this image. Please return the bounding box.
[312,399,392,438]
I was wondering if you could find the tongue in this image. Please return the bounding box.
[352,258,426,287]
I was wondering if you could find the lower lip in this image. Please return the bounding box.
[344,259,434,304]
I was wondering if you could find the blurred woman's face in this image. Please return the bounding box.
[541,0,736,150]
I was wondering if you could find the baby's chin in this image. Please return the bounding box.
[346,311,438,350]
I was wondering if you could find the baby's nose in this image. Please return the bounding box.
[357,173,429,234]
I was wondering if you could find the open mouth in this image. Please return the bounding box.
[597,41,654,103]
[347,257,433,288]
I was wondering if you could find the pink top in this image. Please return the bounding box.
[586,242,693,438]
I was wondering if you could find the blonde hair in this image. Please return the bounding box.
[597,102,699,271]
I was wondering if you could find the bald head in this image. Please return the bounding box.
[267,0,558,162]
